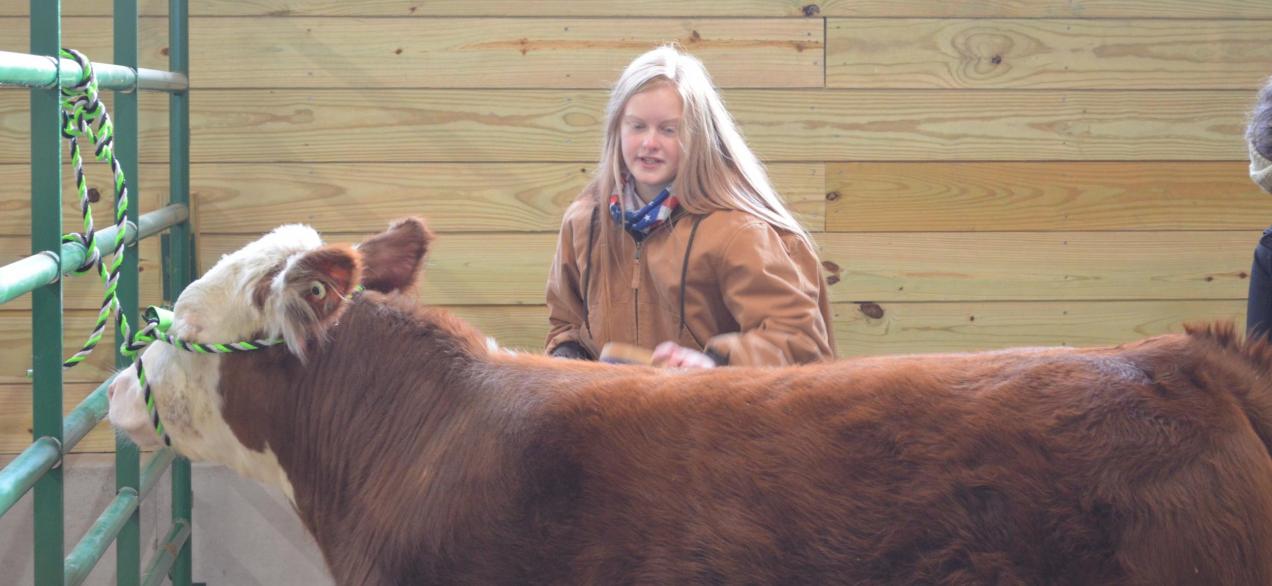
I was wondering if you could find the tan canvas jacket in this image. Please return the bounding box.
[545,195,836,366]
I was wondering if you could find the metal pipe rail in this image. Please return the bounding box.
[0,49,189,92]
[63,378,114,456]
[0,375,115,519]
[64,491,137,586]
[0,203,189,306]
[1,381,188,585]
[0,438,60,520]
[142,520,192,586]
[64,449,177,586]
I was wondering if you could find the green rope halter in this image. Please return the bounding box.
[52,49,284,446]
[123,307,285,446]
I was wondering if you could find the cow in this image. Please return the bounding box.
[108,218,1272,585]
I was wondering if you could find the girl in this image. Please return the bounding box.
[545,46,835,367]
[1247,77,1272,338]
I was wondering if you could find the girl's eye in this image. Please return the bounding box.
[662,127,677,135]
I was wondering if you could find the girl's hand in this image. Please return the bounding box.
[651,342,717,369]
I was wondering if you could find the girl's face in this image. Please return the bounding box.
[620,83,683,200]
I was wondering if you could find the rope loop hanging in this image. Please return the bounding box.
[45,49,286,446]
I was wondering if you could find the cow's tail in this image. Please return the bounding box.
[1184,321,1272,457]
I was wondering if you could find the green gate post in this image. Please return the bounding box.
[167,1,195,583]
[113,0,143,582]
[30,1,65,585]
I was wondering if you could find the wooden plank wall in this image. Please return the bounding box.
[2,0,1271,454]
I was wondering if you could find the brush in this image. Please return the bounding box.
[599,342,654,365]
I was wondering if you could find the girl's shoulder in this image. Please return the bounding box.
[697,210,802,244]
[561,190,603,224]
[694,209,769,232]
[692,210,818,258]
[686,211,779,254]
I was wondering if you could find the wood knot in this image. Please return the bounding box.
[858,302,884,319]
[825,191,841,202]
[823,260,842,286]
[991,55,1002,65]
[802,4,821,17]
[394,48,403,55]
[159,47,169,57]
[690,30,702,43]
[87,187,101,203]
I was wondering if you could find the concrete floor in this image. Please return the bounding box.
[0,453,332,585]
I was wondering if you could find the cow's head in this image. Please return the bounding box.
[107,218,431,492]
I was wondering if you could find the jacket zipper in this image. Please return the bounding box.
[632,240,642,345]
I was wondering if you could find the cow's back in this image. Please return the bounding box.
[534,332,1272,584]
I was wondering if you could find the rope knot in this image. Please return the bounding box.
[61,232,100,274]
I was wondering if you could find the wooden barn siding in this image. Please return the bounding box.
[1,0,1268,452]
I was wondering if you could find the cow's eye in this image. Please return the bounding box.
[309,281,327,299]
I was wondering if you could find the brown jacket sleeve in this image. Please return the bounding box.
[703,222,835,366]
[545,200,592,355]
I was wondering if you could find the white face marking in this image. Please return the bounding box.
[107,223,324,500]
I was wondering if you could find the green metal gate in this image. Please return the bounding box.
[0,1,195,584]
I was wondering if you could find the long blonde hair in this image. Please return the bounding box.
[586,45,811,244]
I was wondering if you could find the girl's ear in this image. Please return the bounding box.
[356,217,433,293]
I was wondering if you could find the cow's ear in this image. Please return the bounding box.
[274,244,362,361]
[355,217,432,293]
